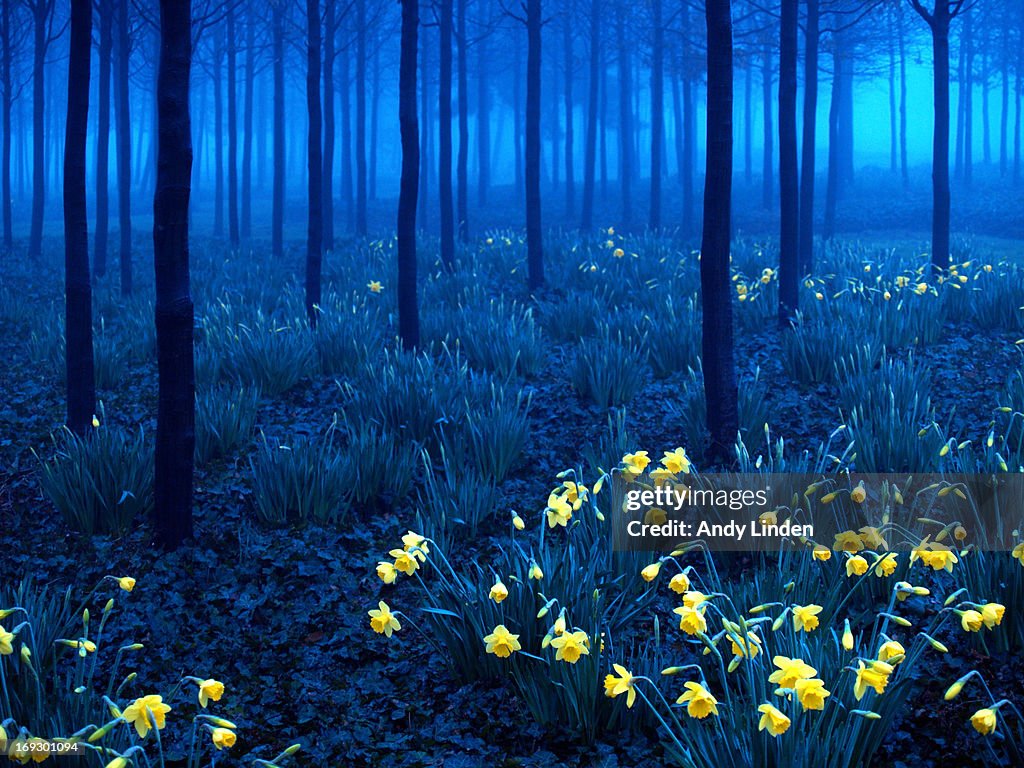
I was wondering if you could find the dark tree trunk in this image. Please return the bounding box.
[476,8,489,207]
[563,11,575,219]
[513,48,523,199]
[227,7,239,247]
[839,56,854,185]
[153,0,195,549]
[272,3,284,258]
[65,0,95,436]
[95,0,113,278]
[761,39,773,209]
[323,0,336,246]
[580,0,599,231]
[398,0,420,349]
[823,43,843,241]
[115,0,132,294]
[1000,24,1009,176]
[701,0,737,462]
[744,62,752,184]
[982,50,990,167]
[213,33,224,238]
[439,0,455,270]
[418,34,429,224]
[616,10,632,228]
[306,0,323,324]
[456,0,468,240]
[28,1,50,260]
[898,2,909,185]
[0,0,11,249]
[649,0,663,231]
[888,8,897,173]
[525,0,543,290]
[797,0,818,275]
[671,73,683,185]
[356,0,368,236]
[370,41,379,201]
[242,11,254,240]
[341,43,354,232]
[778,0,798,325]
[681,1,694,235]
[910,1,955,272]
[964,15,973,184]
[1016,11,1022,186]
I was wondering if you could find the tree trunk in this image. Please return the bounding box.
[116,0,132,294]
[701,0,737,462]
[563,11,575,219]
[681,2,694,235]
[476,7,489,207]
[0,0,11,249]
[580,0,599,231]
[744,61,752,185]
[616,10,632,228]
[928,13,952,271]
[28,2,48,260]
[1000,23,1008,176]
[242,11,254,239]
[898,2,909,185]
[153,0,195,549]
[888,7,897,173]
[439,0,455,270]
[323,0,336,246]
[65,0,95,437]
[370,40,379,201]
[797,0,818,275]
[341,42,354,232]
[761,38,773,209]
[513,48,523,200]
[456,0,468,240]
[418,34,428,224]
[649,0,663,231]
[226,9,237,249]
[306,0,323,325]
[272,3,284,258]
[525,0,543,290]
[398,0,420,349]
[823,44,842,241]
[356,0,368,236]
[95,0,112,278]
[778,0,798,324]
[955,20,965,180]
[213,33,224,238]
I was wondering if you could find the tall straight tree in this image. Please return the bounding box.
[579,0,599,232]
[241,10,254,239]
[616,7,632,228]
[761,38,773,209]
[797,0,819,275]
[153,0,195,549]
[64,0,95,436]
[475,3,490,206]
[456,0,469,240]
[777,0,799,324]
[226,5,239,247]
[909,0,970,273]
[701,0,738,461]
[323,0,336,246]
[438,0,455,270]
[356,0,368,235]
[397,0,420,349]
[94,0,113,278]
[649,0,664,231]
[272,1,284,259]
[525,0,543,289]
[1,0,15,249]
[115,0,132,294]
[563,6,574,219]
[305,0,323,324]
[27,0,55,260]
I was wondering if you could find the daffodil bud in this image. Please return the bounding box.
[283,744,303,756]
[923,634,949,653]
[912,586,930,596]
[20,646,31,665]
[727,656,741,673]
[783,581,795,593]
[880,613,912,627]
[944,588,968,607]
[842,619,853,651]
[771,614,786,632]
[104,758,128,768]
[205,716,238,730]
[944,673,973,701]
[851,710,881,720]
[661,666,685,676]
[83,608,90,626]
[103,599,115,614]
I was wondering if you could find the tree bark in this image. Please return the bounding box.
[439,0,455,269]
[28,0,51,260]
[797,0,818,275]
[398,0,420,349]
[242,10,254,240]
[341,40,354,231]
[356,0,368,235]
[153,0,195,549]
[525,0,543,290]
[616,9,632,228]
[778,0,799,325]
[116,0,132,294]
[563,10,575,220]
[476,6,490,207]
[370,40,379,201]
[701,0,737,462]
[65,0,96,437]
[456,0,468,240]
[0,0,11,249]
[306,0,323,325]
[580,0,599,231]
[823,42,842,241]
[898,2,909,185]
[213,32,224,238]
[761,38,773,209]
[272,3,284,258]
[323,0,336,246]
[95,0,113,278]
[649,0,663,231]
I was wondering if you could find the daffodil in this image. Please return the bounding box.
[489,580,509,604]
[368,601,401,637]
[812,545,831,561]
[792,604,822,633]
[620,451,650,479]
[877,640,905,664]
[682,590,708,609]
[850,483,867,503]
[757,703,791,736]
[661,448,691,475]
[729,630,762,659]
[673,605,707,636]
[768,656,817,690]
[376,561,398,584]
[603,664,637,707]
[551,630,590,663]
[211,727,236,750]
[0,625,14,655]
[118,576,136,592]
[834,530,864,553]
[367,280,383,293]
[795,678,830,711]
[546,493,574,528]
[613,247,625,258]
[198,679,225,708]
[402,531,429,561]
[853,660,892,701]
[1012,542,1024,566]
[122,694,171,739]
[511,511,526,531]
[859,526,887,549]
[980,603,1005,629]
[528,561,544,580]
[846,555,869,577]
[390,548,419,576]
[677,681,718,719]
[560,480,589,509]
[971,708,998,735]
[918,546,958,572]
[960,609,983,632]
[483,624,521,658]
[875,553,898,577]
[668,572,690,594]
[641,562,661,582]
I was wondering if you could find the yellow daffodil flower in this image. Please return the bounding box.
[875,553,898,577]
[768,656,817,690]
[677,681,718,719]
[118,577,136,593]
[757,703,791,736]
[390,548,419,576]
[795,678,830,711]
[812,545,831,561]
[603,664,637,708]
[673,605,707,636]
[198,679,225,708]
[122,694,171,739]
[489,580,509,604]
[853,660,892,701]
[859,526,887,549]
[846,555,869,577]
[402,531,429,562]
[971,708,997,735]
[211,727,236,750]
[0,625,14,655]
[980,603,1005,629]
[483,624,521,658]
[850,483,867,503]
[834,530,864,553]
[668,572,690,594]
[641,562,661,582]
[877,640,905,664]
[661,447,691,475]
[368,601,401,637]
[546,493,574,528]
[960,609,983,632]
[550,630,590,663]
[367,281,383,293]
[730,630,762,659]
[792,604,823,632]
[620,451,650,479]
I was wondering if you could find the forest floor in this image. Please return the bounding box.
[2,219,1024,766]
